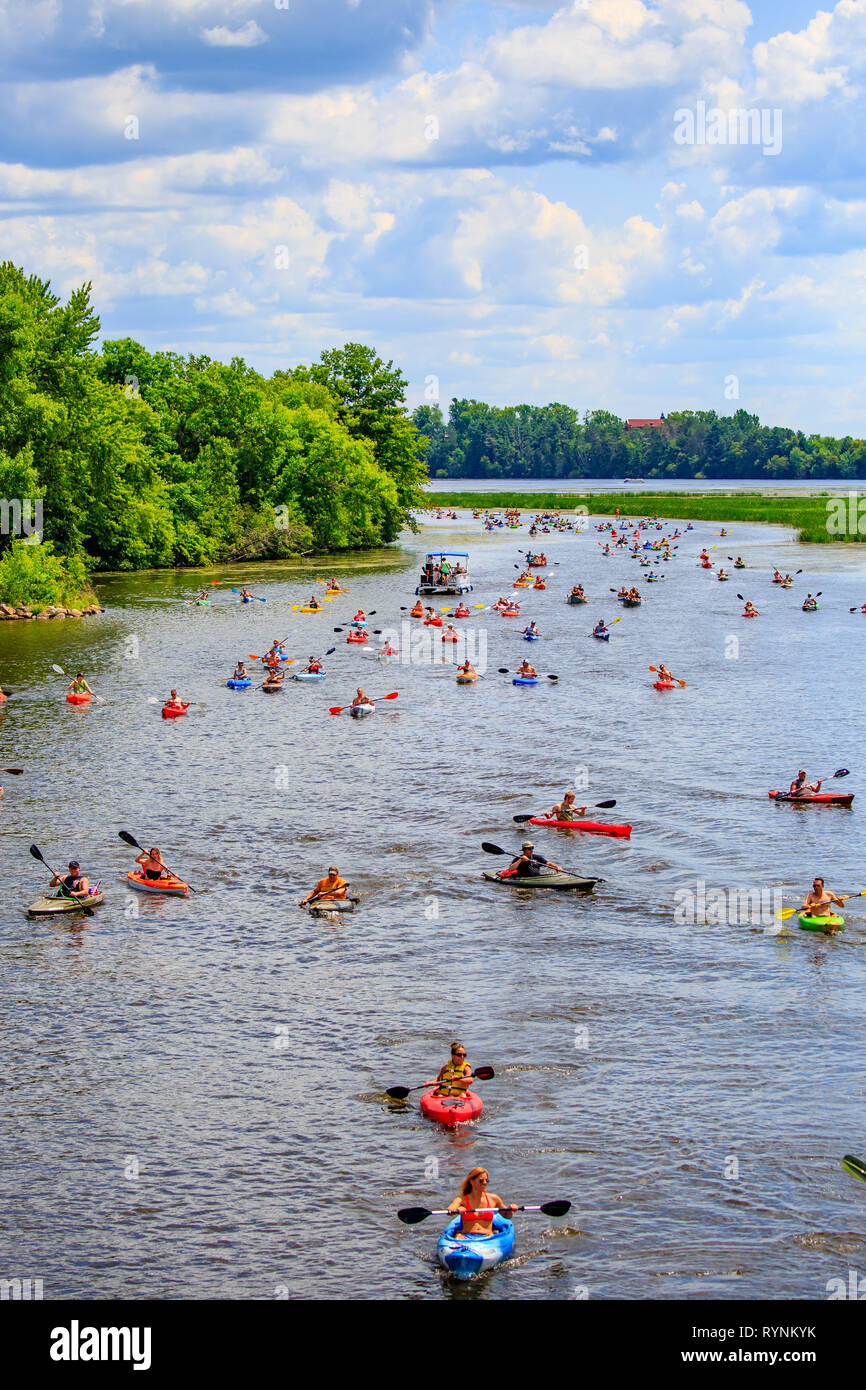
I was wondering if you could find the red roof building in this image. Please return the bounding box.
[625,417,665,430]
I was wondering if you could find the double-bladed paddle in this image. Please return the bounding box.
[775,890,865,922]
[513,801,616,822]
[397,1199,571,1225]
[497,668,558,682]
[328,692,399,715]
[117,830,196,892]
[386,1066,494,1100]
[649,665,687,687]
[29,843,94,916]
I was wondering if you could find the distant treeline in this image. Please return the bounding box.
[0,264,427,599]
[413,402,866,480]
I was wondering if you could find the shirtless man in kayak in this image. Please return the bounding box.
[299,865,348,907]
[164,689,188,712]
[50,860,90,899]
[657,664,674,683]
[507,840,562,877]
[447,1168,515,1237]
[800,877,845,929]
[516,660,537,678]
[789,769,823,796]
[351,687,373,709]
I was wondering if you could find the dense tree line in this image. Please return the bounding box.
[0,264,427,597]
[413,401,866,480]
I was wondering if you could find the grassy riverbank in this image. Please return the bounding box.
[430,490,861,543]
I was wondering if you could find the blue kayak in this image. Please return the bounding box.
[437,1214,515,1280]
[226,677,252,689]
[293,671,325,681]
[593,631,610,641]
[512,677,538,685]
[522,633,539,641]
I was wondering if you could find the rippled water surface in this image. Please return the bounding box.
[1,511,865,1300]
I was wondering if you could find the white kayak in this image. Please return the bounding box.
[349,703,376,718]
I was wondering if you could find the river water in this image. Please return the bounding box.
[1,507,864,1301]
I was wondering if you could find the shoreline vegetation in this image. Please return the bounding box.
[0,264,427,609]
[428,491,862,545]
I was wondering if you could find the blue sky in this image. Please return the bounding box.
[2,0,865,434]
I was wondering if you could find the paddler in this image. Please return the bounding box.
[516,659,537,678]
[430,1041,473,1097]
[352,609,367,625]
[163,689,188,712]
[326,578,340,591]
[134,847,171,882]
[803,593,818,610]
[351,687,373,709]
[307,594,322,610]
[799,877,845,930]
[299,865,348,908]
[772,569,783,583]
[789,769,823,796]
[593,619,608,637]
[453,604,470,618]
[240,586,253,600]
[507,839,562,877]
[657,664,674,683]
[734,556,745,567]
[68,673,92,696]
[232,661,248,680]
[442,623,459,641]
[49,859,90,899]
[522,621,539,637]
[264,642,283,667]
[547,790,588,820]
[717,568,729,580]
[456,660,477,680]
[447,1169,515,1237]
[410,602,425,618]
[305,655,323,674]
[743,601,759,616]
[570,584,584,598]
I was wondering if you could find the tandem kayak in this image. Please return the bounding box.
[527,816,631,838]
[127,871,190,897]
[162,703,189,718]
[437,1214,515,1280]
[798,913,844,932]
[768,791,854,805]
[483,870,601,891]
[512,677,538,686]
[349,703,375,718]
[66,692,91,705]
[226,678,252,689]
[27,892,105,916]
[420,1089,483,1127]
[653,680,676,690]
[566,595,586,605]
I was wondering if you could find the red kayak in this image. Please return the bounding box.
[652,680,675,691]
[768,790,854,805]
[162,702,189,719]
[420,1089,483,1127]
[528,816,631,838]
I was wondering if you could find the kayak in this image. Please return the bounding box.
[768,790,854,805]
[294,671,325,681]
[456,674,477,684]
[66,692,91,705]
[226,678,252,689]
[483,870,601,891]
[621,598,642,607]
[424,617,443,627]
[442,634,458,642]
[437,1214,515,1280]
[798,913,844,932]
[742,611,758,618]
[513,677,538,685]
[347,632,368,643]
[300,606,323,613]
[522,633,540,641]
[27,892,105,917]
[262,681,283,693]
[162,703,189,718]
[593,631,610,641]
[734,563,746,569]
[349,703,375,718]
[653,680,676,690]
[420,1089,483,1127]
[527,817,631,838]
[802,604,819,612]
[566,595,586,605]
[309,896,356,915]
[127,871,190,897]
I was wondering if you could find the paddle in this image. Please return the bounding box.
[29,843,94,916]
[303,882,361,908]
[231,589,266,602]
[648,666,687,687]
[513,801,616,823]
[386,1066,495,1100]
[328,692,399,715]
[398,1199,571,1225]
[497,669,558,681]
[52,664,103,702]
[117,831,197,893]
[775,890,865,921]
[842,1155,866,1182]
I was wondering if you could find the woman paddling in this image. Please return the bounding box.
[232,661,248,681]
[447,1169,515,1238]
[430,1041,473,1098]
[134,847,171,882]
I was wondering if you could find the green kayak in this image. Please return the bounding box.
[309,897,358,915]
[483,870,601,891]
[27,892,105,917]
[798,913,844,932]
